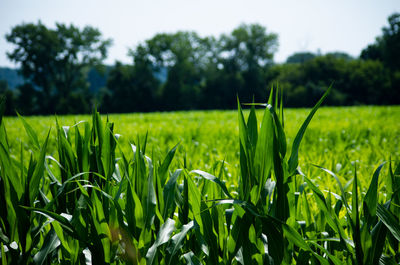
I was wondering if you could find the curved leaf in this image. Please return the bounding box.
[288,85,331,175]
[33,228,60,265]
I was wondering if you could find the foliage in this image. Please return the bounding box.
[361,13,400,71]
[3,105,400,189]
[0,81,15,115]
[286,52,316,64]
[2,13,400,115]
[0,87,399,264]
[6,21,112,114]
[269,54,396,106]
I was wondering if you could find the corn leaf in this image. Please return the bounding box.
[288,85,331,175]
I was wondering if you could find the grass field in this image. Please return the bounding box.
[1,94,400,264]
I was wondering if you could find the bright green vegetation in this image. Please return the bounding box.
[1,91,400,264]
[4,105,399,188]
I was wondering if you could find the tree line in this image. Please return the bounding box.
[1,13,399,115]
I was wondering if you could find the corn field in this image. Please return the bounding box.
[0,88,399,264]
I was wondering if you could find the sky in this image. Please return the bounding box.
[0,0,398,68]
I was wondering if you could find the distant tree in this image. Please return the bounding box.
[346,59,392,104]
[218,24,278,104]
[87,65,110,93]
[6,21,112,114]
[381,13,400,70]
[0,80,16,115]
[130,44,160,111]
[15,83,40,115]
[102,46,161,113]
[360,44,382,61]
[140,31,210,110]
[359,12,400,104]
[286,52,316,63]
[102,62,135,113]
[325,52,353,61]
[270,53,396,106]
[361,13,400,70]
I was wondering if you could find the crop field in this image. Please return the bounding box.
[4,105,399,188]
[1,91,400,264]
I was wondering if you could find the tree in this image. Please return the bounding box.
[286,52,316,64]
[0,80,16,115]
[101,62,135,113]
[218,24,278,103]
[130,45,160,111]
[15,83,40,115]
[381,13,400,70]
[347,60,392,104]
[139,31,210,110]
[325,52,353,61]
[6,21,112,114]
[360,13,400,104]
[361,13,400,70]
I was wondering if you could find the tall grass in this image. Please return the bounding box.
[0,90,399,264]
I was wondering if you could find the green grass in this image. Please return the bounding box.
[1,91,400,264]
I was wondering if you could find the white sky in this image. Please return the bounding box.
[0,0,398,68]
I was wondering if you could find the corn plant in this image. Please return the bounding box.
[0,88,399,265]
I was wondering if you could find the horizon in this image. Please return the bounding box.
[0,0,399,68]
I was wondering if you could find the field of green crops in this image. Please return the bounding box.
[4,105,399,189]
[1,91,400,264]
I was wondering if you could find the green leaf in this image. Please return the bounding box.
[187,174,204,231]
[167,221,195,265]
[29,130,50,204]
[254,101,274,191]
[270,107,288,221]
[302,174,337,232]
[146,218,176,265]
[33,228,60,265]
[199,200,218,262]
[227,214,251,262]
[314,165,349,210]
[17,112,40,150]
[247,102,258,149]
[379,256,398,265]
[268,104,286,159]
[282,222,311,251]
[52,221,72,253]
[0,142,22,197]
[181,251,202,265]
[163,169,182,220]
[1,242,7,265]
[91,191,111,263]
[237,97,248,156]
[101,121,114,181]
[376,203,400,242]
[143,156,156,230]
[308,241,344,265]
[158,143,179,186]
[22,206,76,237]
[364,162,385,218]
[261,218,284,264]
[351,167,363,265]
[127,180,145,232]
[369,219,388,265]
[288,85,331,175]
[190,170,231,198]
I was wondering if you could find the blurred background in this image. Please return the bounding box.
[0,0,399,115]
